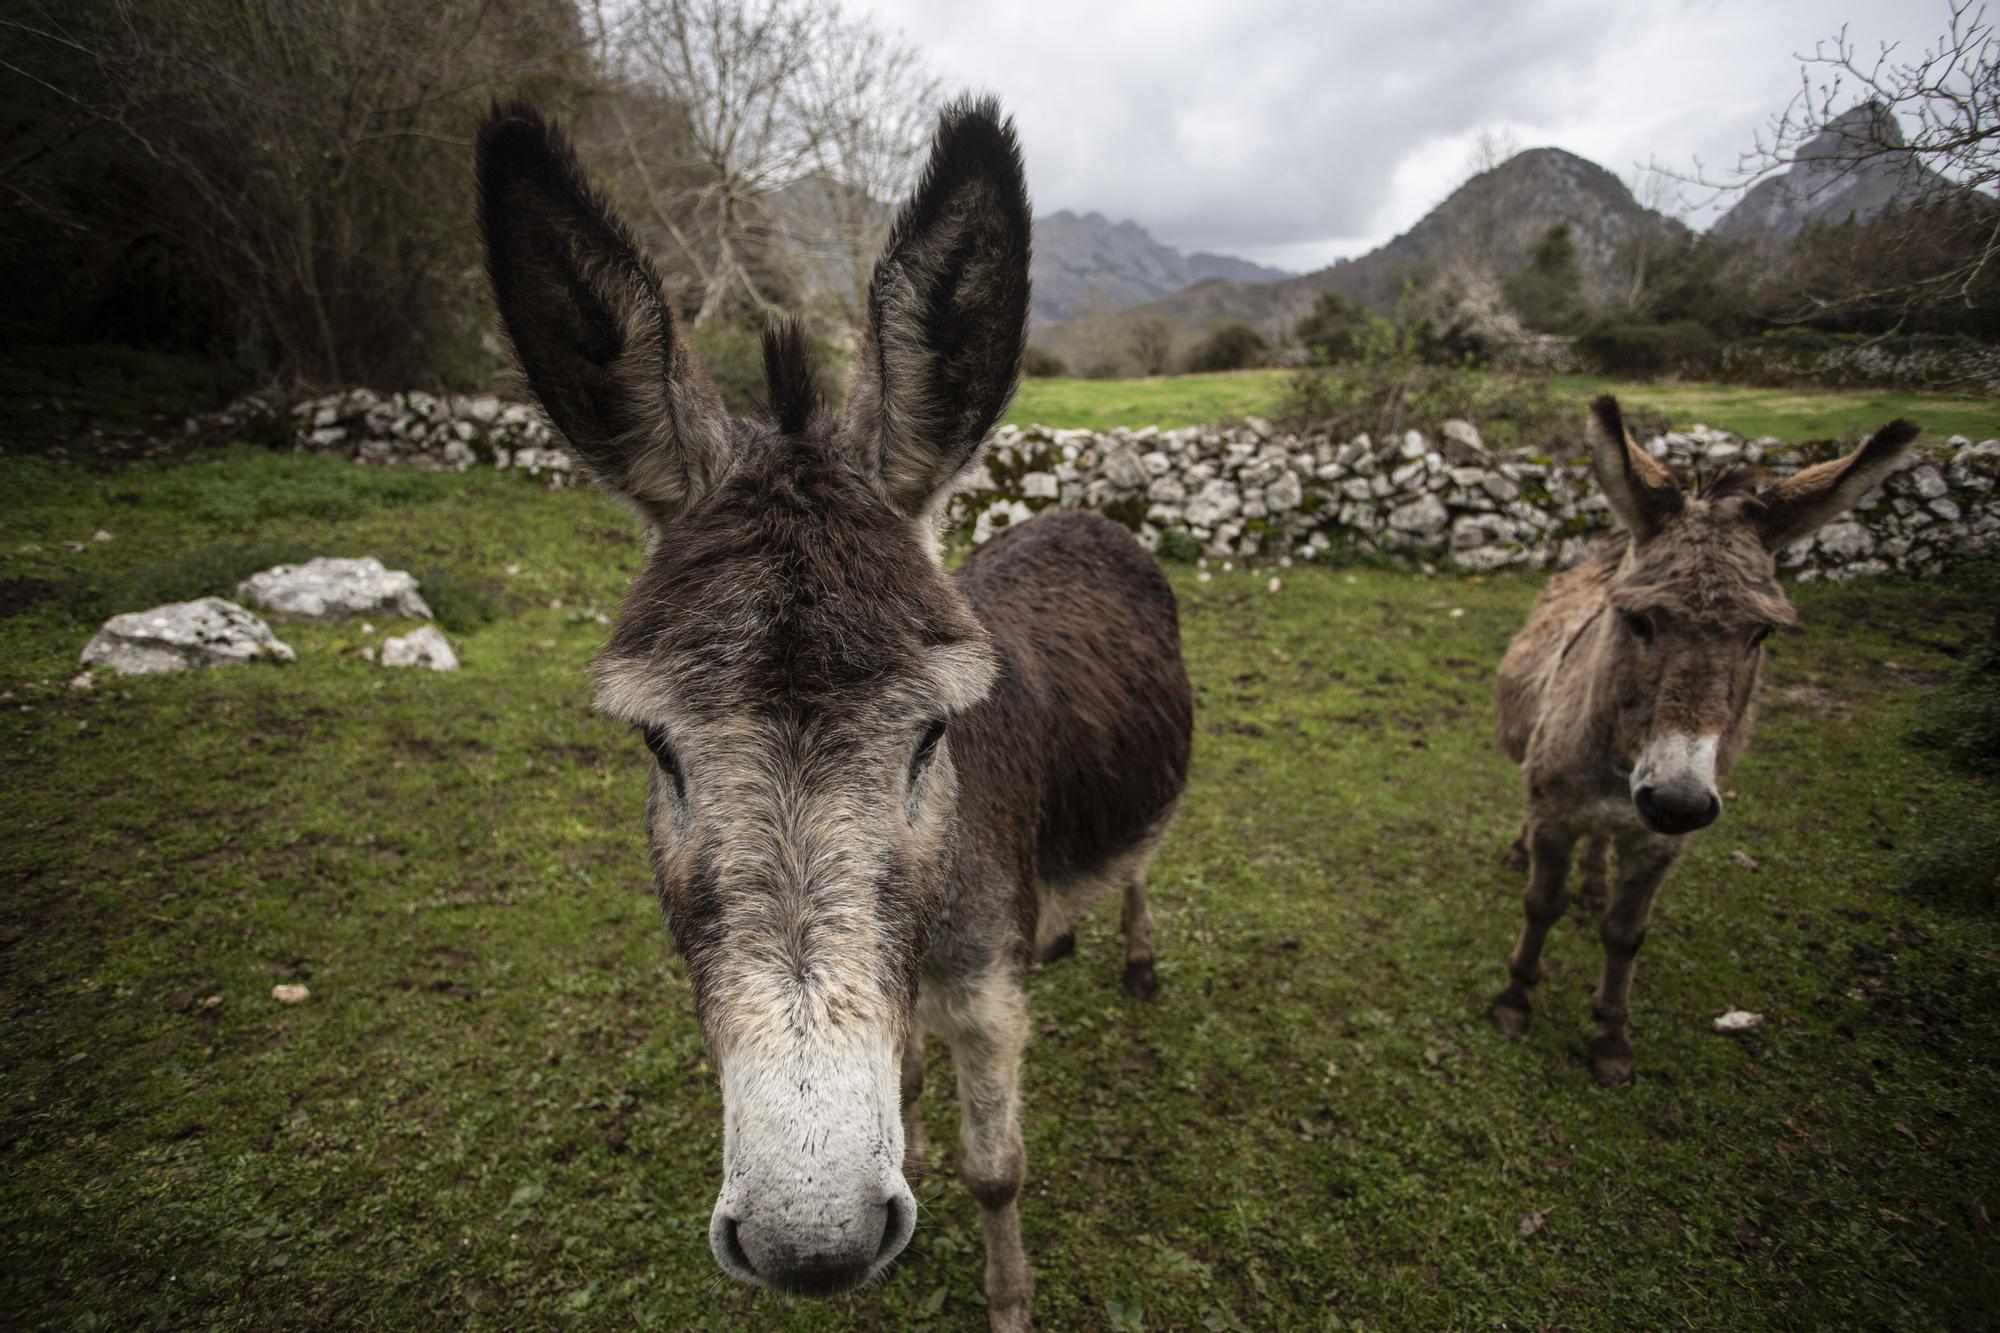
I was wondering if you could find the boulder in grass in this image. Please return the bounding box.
[380,625,459,671]
[81,598,296,676]
[236,556,431,621]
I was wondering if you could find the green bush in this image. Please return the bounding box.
[1155,528,1201,562]
[1022,345,1068,378]
[1277,324,1572,453]
[1183,321,1270,373]
[1575,318,1718,378]
[1504,224,1588,334]
[1293,292,1373,364]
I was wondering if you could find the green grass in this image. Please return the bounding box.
[2,451,1997,1329]
[1553,375,2000,445]
[1004,368,1999,444]
[1006,370,1291,430]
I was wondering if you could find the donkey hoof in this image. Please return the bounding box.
[1036,931,1076,966]
[1589,1035,1634,1086]
[1121,958,1158,1000]
[1489,994,1531,1037]
[987,1302,1033,1333]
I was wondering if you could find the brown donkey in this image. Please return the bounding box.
[1489,396,1919,1085]
[477,99,1191,1328]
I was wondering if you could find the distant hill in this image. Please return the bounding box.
[1030,210,1289,325]
[1712,103,1957,240]
[1041,147,1683,360]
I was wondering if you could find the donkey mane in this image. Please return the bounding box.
[761,318,822,437]
[1693,466,1768,501]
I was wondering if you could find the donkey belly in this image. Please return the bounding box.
[956,511,1194,918]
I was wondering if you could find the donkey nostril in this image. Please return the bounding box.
[875,1195,910,1266]
[1695,793,1721,829]
[718,1216,755,1276]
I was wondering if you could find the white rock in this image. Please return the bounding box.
[1184,479,1243,529]
[1713,1010,1763,1034]
[1387,494,1449,536]
[1815,519,1874,561]
[973,498,1035,546]
[1441,419,1485,455]
[237,557,431,621]
[1263,472,1304,512]
[81,598,296,676]
[1019,471,1060,501]
[271,983,311,1004]
[380,624,459,671]
[1099,446,1149,492]
[1908,465,1949,500]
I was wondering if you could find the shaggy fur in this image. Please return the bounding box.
[478,96,1188,1331]
[1488,395,1920,1084]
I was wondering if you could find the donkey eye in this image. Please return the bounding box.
[909,718,947,783]
[642,727,686,798]
[1623,611,1655,647]
[1749,625,1773,652]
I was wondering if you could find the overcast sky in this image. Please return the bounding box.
[848,0,1959,272]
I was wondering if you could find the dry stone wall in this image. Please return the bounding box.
[253,390,2000,579]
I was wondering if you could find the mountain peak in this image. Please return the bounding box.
[1030,211,1290,325]
[1713,102,1945,238]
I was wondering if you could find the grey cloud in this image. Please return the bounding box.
[856,0,1954,269]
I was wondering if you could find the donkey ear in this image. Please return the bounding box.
[477,101,730,525]
[1754,419,1920,550]
[844,97,1032,518]
[1585,395,1682,542]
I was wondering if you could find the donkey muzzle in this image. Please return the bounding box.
[708,1036,914,1295]
[1630,733,1722,835]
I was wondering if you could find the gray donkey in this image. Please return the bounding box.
[477,98,1191,1328]
[1489,396,1918,1085]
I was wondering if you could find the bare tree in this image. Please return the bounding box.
[1449,126,1529,278]
[606,0,938,328]
[0,0,588,385]
[610,0,822,323]
[1465,127,1522,179]
[791,12,939,323]
[1615,166,1690,306]
[1677,1,2000,316]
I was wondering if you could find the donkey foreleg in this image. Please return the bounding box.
[1491,820,1578,1037]
[940,970,1034,1332]
[1588,833,1681,1086]
[1576,835,1611,912]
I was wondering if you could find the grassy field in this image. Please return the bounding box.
[1551,375,2000,446]
[3,449,1997,1329]
[1006,370,1292,432]
[1005,366,2000,443]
